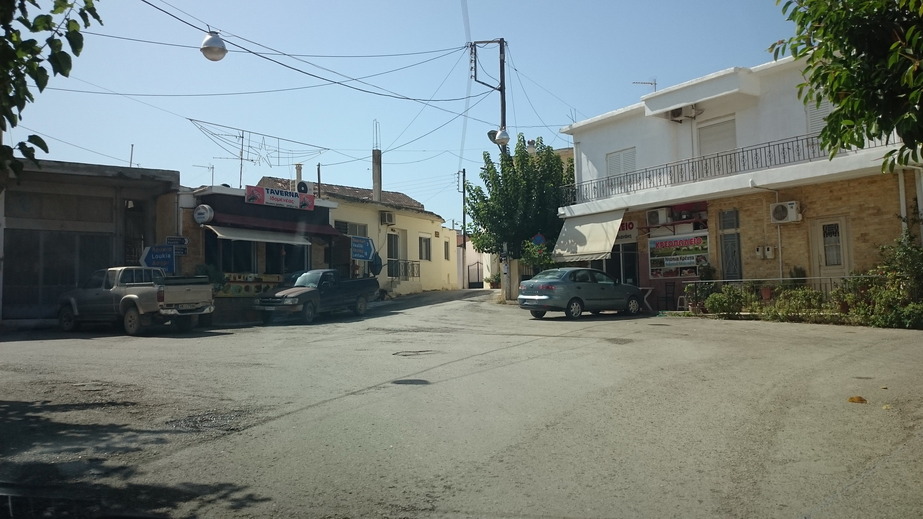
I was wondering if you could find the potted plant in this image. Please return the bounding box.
[486,272,501,289]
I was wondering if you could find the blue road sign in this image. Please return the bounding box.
[141,245,175,274]
[351,236,374,261]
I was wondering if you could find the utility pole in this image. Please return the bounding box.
[461,168,467,289]
[472,38,512,300]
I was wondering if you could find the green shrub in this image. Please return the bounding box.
[762,287,833,323]
[705,284,746,318]
[834,230,923,329]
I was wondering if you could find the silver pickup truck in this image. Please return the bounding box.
[58,266,215,335]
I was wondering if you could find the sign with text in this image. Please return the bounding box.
[141,245,175,274]
[351,236,374,261]
[648,232,709,279]
[615,220,638,244]
[245,185,315,211]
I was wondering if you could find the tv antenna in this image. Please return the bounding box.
[633,79,657,92]
[193,164,215,186]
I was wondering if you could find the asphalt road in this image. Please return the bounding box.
[1,290,922,518]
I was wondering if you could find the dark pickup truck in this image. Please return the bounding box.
[253,269,380,324]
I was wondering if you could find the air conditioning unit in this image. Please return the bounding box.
[668,105,696,122]
[770,201,802,224]
[380,211,395,225]
[646,207,671,226]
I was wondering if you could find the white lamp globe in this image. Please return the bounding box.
[200,31,227,62]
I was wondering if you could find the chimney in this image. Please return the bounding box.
[294,163,302,191]
[372,149,382,202]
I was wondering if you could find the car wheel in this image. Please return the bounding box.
[626,296,642,316]
[564,298,584,319]
[302,302,316,324]
[123,306,143,336]
[529,310,546,319]
[59,306,79,332]
[351,295,368,316]
[261,311,273,325]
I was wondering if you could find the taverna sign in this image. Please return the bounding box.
[245,185,315,211]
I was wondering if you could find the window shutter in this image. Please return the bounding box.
[606,147,636,176]
[806,100,833,135]
[698,119,736,156]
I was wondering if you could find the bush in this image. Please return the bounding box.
[834,230,923,329]
[762,287,833,323]
[705,284,747,318]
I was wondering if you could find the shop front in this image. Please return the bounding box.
[188,185,343,324]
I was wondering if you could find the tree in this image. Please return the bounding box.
[1,0,101,182]
[465,134,573,259]
[770,0,923,171]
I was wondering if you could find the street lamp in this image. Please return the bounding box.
[200,31,228,62]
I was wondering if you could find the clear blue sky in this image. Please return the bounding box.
[12,1,794,228]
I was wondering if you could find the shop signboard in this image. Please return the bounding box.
[244,185,315,211]
[649,232,709,278]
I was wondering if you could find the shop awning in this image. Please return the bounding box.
[204,225,311,246]
[552,210,624,262]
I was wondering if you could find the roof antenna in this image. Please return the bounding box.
[633,79,657,92]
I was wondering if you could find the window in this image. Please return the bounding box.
[823,223,843,266]
[606,147,636,177]
[419,236,432,261]
[806,99,833,135]
[334,220,368,237]
[698,117,737,156]
[444,240,450,261]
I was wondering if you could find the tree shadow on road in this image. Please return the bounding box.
[0,399,271,518]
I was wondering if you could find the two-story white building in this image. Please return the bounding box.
[555,57,923,311]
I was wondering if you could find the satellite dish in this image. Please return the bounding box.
[370,252,383,276]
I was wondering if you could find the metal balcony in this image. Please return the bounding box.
[561,134,892,206]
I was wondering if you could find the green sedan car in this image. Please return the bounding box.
[517,267,644,319]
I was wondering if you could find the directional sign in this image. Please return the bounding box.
[166,235,188,246]
[350,236,374,261]
[141,245,175,274]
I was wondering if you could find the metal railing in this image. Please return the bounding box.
[561,134,893,205]
[679,275,882,306]
[387,259,420,280]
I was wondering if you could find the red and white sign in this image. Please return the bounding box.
[245,185,315,211]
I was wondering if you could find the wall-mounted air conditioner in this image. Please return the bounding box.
[770,201,802,224]
[380,211,395,225]
[668,105,697,122]
[646,207,671,226]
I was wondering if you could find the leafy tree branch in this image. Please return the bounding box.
[1,0,101,183]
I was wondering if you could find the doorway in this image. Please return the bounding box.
[810,217,850,280]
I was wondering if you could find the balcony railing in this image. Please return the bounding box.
[387,259,420,280]
[561,134,893,206]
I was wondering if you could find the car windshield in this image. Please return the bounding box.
[292,270,322,288]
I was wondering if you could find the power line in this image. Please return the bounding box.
[85,30,467,59]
